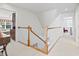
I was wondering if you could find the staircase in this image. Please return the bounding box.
[6,25,63,55]
[18,25,48,54]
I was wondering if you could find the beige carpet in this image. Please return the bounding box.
[6,40,46,56]
[6,35,79,56]
[48,37,79,56]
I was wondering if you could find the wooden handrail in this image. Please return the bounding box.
[18,26,28,29]
[30,26,48,54]
[18,26,47,43]
[30,29,46,44]
[17,25,62,54]
[17,25,48,54]
[48,27,62,29]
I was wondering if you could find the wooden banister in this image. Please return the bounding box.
[44,26,48,54]
[18,25,62,54]
[29,26,48,54]
[18,26,47,44]
[18,26,28,29]
[48,27,61,29]
[30,29,46,44]
[18,25,48,54]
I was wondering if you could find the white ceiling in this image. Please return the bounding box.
[10,3,78,13]
[9,3,79,27]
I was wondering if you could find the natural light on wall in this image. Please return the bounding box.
[0,20,12,31]
[64,16,73,27]
[0,8,12,31]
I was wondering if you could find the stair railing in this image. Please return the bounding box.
[48,27,62,53]
[29,25,48,54]
[18,25,48,54]
[18,25,62,54]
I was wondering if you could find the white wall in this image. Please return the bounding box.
[75,6,79,46]
[38,9,59,27]
[0,8,12,20]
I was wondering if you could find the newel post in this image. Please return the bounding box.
[28,25,31,47]
[45,25,48,54]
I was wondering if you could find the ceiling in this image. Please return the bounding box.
[10,3,78,13]
[9,3,79,27]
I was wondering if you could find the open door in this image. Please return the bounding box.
[10,13,16,41]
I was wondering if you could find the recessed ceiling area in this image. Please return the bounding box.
[9,3,78,13]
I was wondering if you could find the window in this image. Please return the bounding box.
[65,20,72,27]
[64,16,73,35]
[64,17,73,27]
[0,19,12,31]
